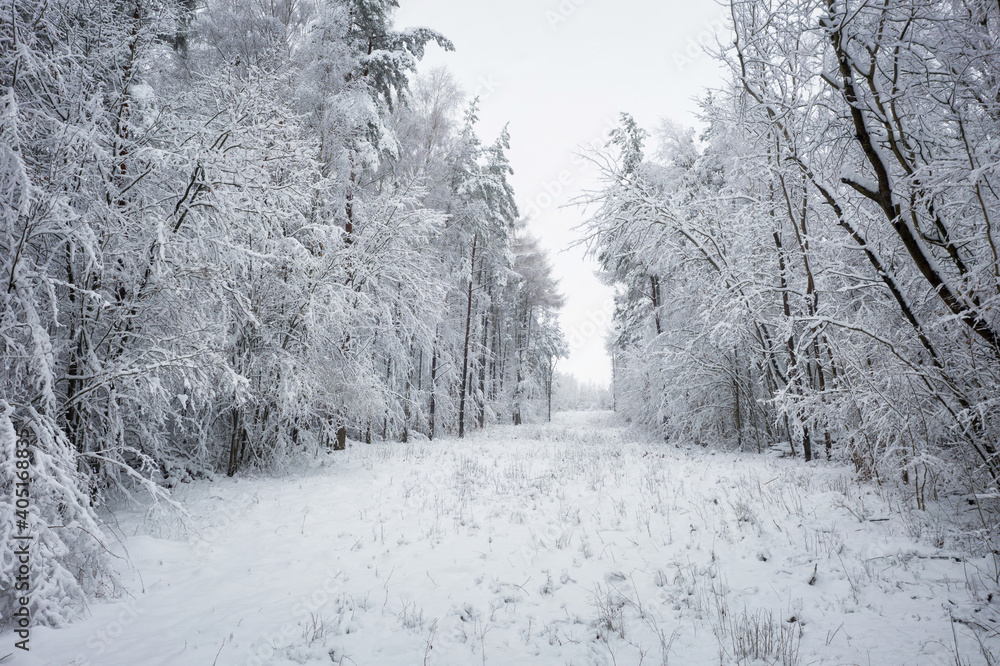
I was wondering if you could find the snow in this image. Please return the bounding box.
[7,411,998,665]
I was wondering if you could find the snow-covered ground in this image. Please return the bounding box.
[8,411,999,665]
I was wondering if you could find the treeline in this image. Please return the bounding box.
[586,0,1000,503]
[553,372,612,412]
[0,0,563,625]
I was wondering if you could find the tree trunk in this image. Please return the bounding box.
[733,347,743,451]
[650,275,662,335]
[773,228,812,462]
[611,349,617,413]
[477,306,489,428]
[458,234,478,438]
[546,356,554,422]
[227,408,245,476]
[824,3,1000,355]
[429,337,438,440]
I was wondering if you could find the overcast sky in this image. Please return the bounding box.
[396,0,728,386]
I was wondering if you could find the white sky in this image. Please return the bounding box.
[396,0,728,386]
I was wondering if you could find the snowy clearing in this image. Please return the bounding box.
[9,411,999,666]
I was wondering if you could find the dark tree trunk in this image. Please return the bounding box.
[458,235,478,438]
[477,306,489,428]
[650,275,662,335]
[773,228,812,462]
[733,348,743,451]
[429,339,438,440]
[546,357,554,422]
[227,409,245,476]
[611,349,617,413]
[824,7,1000,354]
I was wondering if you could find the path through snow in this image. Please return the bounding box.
[12,411,999,665]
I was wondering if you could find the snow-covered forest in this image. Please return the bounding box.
[2,0,1000,663]
[588,0,1000,505]
[1,0,565,629]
